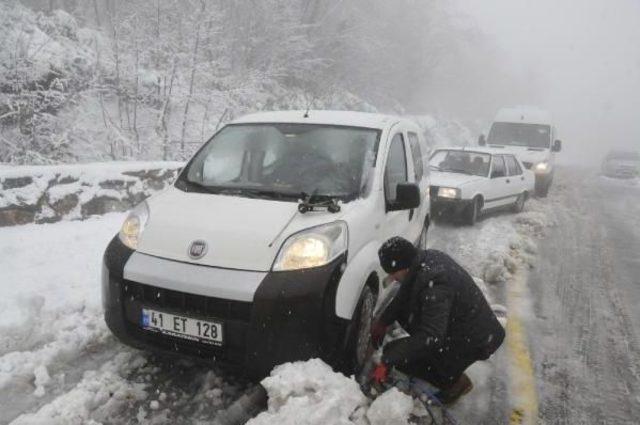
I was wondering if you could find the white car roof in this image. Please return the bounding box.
[494,107,552,125]
[230,110,404,130]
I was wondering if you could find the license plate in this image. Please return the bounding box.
[141,308,223,346]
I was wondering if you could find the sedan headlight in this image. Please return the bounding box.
[535,162,550,173]
[272,221,348,271]
[437,187,460,199]
[118,201,150,250]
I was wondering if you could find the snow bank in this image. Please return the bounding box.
[366,388,414,425]
[0,213,239,423]
[0,161,182,226]
[248,359,369,425]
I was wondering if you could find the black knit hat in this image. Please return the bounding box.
[378,237,417,274]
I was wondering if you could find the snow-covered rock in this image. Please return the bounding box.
[0,161,182,226]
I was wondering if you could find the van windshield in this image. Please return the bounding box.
[176,123,381,202]
[488,122,551,149]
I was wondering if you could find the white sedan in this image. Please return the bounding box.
[429,147,535,225]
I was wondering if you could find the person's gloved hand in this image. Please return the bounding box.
[370,321,388,348]
[371,362,388,384]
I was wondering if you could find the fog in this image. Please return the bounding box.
[449,0,640,166]
[1,1,639,167]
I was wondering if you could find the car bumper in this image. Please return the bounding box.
[102,236,348,379]
[430,198,473,218]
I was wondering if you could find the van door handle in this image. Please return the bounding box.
[409,209,414,221]
[506,179,511,183]
[521,176,524,181]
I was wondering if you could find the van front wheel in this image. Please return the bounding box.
[345,285,376,373]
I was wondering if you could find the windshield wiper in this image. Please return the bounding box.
[180,180,231,194]
[240,188,305,200]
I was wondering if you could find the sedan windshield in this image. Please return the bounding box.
[176,123,380,201]
[488,122,551,148]
[429,150,491,177]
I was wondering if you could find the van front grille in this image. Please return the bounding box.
[123,281,252,322]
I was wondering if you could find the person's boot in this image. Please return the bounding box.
[434,373,473,405]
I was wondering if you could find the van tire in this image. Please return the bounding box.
[535,180,551,197]
[344,285,376,374]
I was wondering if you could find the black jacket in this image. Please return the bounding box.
[380,249,505,367]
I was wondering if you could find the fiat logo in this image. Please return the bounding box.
[188,240,208,259]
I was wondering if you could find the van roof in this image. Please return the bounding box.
[230,110,404,130]
[494,107,552,125]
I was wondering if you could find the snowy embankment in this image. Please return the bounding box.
[0,162,182,227]
[0,215,242,424]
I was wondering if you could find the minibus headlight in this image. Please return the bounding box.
[535,162,550,173]
[118,201,150,250]
[272,222,348,271]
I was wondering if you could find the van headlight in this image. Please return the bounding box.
[437,187,460,199]
[535,162,550,173]
[118,201,150,250]
[272,222,348,271]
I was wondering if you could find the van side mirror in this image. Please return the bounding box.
[552,140,562,152]
[388,183,421,211]
[478,134,487,146]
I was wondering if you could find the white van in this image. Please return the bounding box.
[102,110,431,378]
[479,107,561,197]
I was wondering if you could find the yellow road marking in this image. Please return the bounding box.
[506,271,539,424]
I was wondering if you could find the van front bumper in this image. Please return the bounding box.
[102,236,348,379]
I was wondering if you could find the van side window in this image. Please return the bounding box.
[505,155,522,176]
[384,133,408,202]
[407,132,424,182]
[491,155,506,178]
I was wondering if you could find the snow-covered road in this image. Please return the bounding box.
[530,169,640,424]
[5,168,634,424]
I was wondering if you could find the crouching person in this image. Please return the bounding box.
[370,237,505,404]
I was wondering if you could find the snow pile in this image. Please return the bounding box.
[0,161,181,226]
[366,387,414,425]
[249,359,434,425]
[11,352,149,425]
[248,359,369,425]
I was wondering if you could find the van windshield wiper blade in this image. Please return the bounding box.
[239,188,305,200]
[182,181,249,195]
